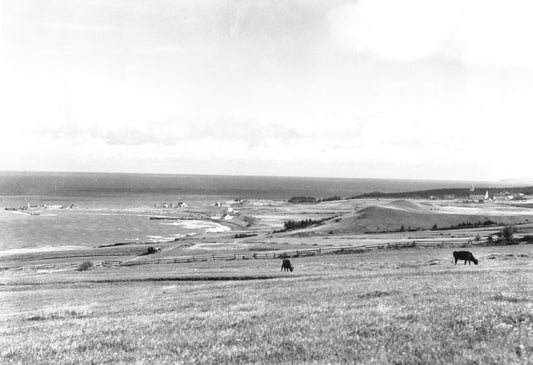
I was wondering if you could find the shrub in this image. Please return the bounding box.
[499,225,518,244]
[318,196,342,202]
[147,246,157,254]
[288,196,317,204]
[475,234,481,241]
[77,261,93,271]
[234,233,257,239]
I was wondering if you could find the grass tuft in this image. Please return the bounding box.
[492,293,530,303]
[358,290,398,299]
[26,305,94,321]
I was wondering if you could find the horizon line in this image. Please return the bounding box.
[0,169,529,185]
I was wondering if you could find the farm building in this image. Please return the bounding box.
[469,190,489,202]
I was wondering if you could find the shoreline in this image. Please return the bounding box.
[0,245,87,257]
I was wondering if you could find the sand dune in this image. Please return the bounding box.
[298,200,532,234]
[383,200,432,212]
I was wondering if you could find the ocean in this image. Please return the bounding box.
[0,171,491,251]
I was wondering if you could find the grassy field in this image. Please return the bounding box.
[1,245,532,364]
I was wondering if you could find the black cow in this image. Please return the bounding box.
[281,259,293,272]
[453,251,478,265]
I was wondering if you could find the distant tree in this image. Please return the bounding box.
[500,225,517,244]
[282,218,323,231]
[431,224,438,230]
[475,234,481,241]
[400,225,405,232]
[487,235,494,244]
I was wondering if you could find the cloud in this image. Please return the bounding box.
[97,120,304,147]
[329,0,533,68]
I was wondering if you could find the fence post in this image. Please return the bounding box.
[318,248,321,255]
[212,254,215,261]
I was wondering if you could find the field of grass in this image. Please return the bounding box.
[1,245,532,364]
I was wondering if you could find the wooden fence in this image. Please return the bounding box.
[118,237,479,267]
[1,237,480,273]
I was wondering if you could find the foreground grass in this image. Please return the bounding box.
[1,246,532,364]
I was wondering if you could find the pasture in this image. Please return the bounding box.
[1,245,532,364]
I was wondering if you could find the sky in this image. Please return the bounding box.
[0,0,532,181]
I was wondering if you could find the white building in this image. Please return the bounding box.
[469,190,489,202]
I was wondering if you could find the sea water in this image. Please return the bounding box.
[0,171,488,251]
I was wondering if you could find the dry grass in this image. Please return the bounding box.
[1,245,532,364]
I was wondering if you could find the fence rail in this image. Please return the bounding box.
[118,238,479,267]
[1,237,480,273]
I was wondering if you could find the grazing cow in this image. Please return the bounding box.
[281,259,293,272]
[453,251,478,265]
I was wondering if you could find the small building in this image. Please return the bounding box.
[469,190,489,203]
[494,192,525,201]
[443,194,455,200]
[493,192,511,201]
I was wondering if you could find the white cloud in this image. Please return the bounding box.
[1,0,533,180]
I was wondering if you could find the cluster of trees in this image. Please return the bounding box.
[288,196,317,204]
[273,218,327,233]
[283,219,323,230]
[288,196,343,204]
[449,220,499,229]
[318,196,342,202]
[427,220,499,231]
[234,233,257,239]
[399,225,418,232]
[488,225,518,245]
[401,222,521,245]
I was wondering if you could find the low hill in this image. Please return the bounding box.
[288,200,533,235]
[351,187,533,200]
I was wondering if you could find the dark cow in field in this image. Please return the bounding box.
[281,259,293,272]
[453,251,478,265]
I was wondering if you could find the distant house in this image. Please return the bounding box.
[494,192,525,201]
[443,194,455,200]
[493,192,511,201]
[469,190,489,202]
